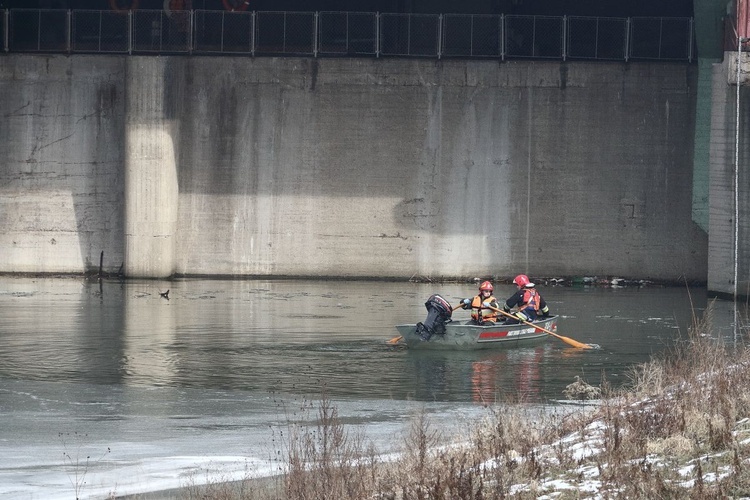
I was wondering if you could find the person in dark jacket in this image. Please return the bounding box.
[502,274,550,324]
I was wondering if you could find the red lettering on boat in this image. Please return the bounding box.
[478,331,509,340]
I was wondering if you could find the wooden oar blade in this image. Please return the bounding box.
[386,335,403,345]
[556,334,593,349]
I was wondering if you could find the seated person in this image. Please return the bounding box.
[503,274,550,324]
[460,281,500,325]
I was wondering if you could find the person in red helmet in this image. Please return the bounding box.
[502,274,550,324]
[460,280,501,325]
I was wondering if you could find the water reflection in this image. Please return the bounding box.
[404,345,549,403]
[0,277,745,403]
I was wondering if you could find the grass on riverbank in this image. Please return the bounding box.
[182,304,750,499]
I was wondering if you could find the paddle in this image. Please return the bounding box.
[387,303,464,345]
[487,305,593,349]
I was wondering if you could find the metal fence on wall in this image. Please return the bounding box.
[1,9,695,62]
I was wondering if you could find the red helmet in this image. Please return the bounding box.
[479,280,493,292]
[513,274,530,287]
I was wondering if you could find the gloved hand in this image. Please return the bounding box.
[482,301,491,308]
[461,298,471,308]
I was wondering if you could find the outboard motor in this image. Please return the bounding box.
[415,294,453,341]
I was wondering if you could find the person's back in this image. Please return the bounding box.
[503,275,550,324]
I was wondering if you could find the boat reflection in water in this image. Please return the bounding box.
[471,346,547,403]
[404,344,550,403]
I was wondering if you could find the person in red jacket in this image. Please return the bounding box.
[502,274,550,324]
[460,280,501,325]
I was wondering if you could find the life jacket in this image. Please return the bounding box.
[471,295,498,323]
[521,289,540,311]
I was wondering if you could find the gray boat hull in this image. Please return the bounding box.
[394,316,558,350]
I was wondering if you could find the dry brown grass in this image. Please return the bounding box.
[283,396,378,500]
[185,304,750,499]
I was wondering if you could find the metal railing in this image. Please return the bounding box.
[1,9,695,62]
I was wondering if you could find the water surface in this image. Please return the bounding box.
[0,277,731,401]
[0,277,742,498]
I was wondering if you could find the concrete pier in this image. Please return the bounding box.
[708,52,750,297]
[124,58,179,278]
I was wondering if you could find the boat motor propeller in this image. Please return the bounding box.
[415,294,453,341]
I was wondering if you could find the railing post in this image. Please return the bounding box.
[189,9,194,54]
[470,14,474,56]
[658,17,664,59]
[128,10,133,55]
[407,13,411,56]
[156,11,164,52]
[625,17,630,62]
[562,15,567,61]
[500,13,504,61]
[314,11,318,57]
[66,9,71,54]
[251,10,255,56]
[376,11,380,57]
[282,11,287,53]
[98,9,103,52]
[437,13,442,59]
[36,10,40,51]
[220,11,225,53]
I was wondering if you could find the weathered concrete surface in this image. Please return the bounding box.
[0,55,125,274]
[124,58,179,278]
[0,55,707,281]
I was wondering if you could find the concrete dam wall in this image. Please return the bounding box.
[0,54,706,281]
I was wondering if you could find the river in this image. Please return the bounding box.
[0,277,742,499]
